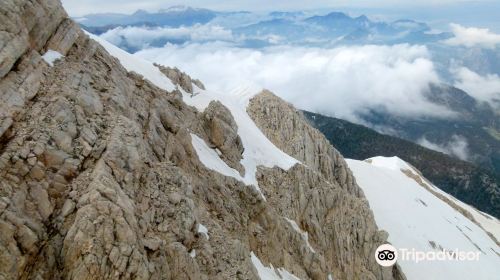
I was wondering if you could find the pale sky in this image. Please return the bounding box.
[62,0,494,16]
[61,0,500,31]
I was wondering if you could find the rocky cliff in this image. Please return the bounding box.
[0,0,404,279]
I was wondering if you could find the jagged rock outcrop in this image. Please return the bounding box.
[155,64,205,93]
[0,0,404,279]
[201,101,245,174]
[248,90,360,196]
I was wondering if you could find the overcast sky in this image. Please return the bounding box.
[61,0,500,31]
[62,0,495,15]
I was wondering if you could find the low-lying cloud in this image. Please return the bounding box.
[418,135,469,161]
[100,24,233,50]
[135,42,454,122]
[452,67,500,108]
[444,23,500,49]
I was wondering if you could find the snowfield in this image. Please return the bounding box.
[347,156,500,280]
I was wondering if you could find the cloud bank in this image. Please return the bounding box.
[452,67,500,107]
[444,23,500,49]
[100,25,233,50]
[135,42,453,122]
[418,135,469,160]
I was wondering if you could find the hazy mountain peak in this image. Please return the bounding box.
[324,11,350,19]
[132,9,148,15]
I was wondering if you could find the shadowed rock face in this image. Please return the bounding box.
[0,1,404,279]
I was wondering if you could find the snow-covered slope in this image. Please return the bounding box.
[347,156,500,280]
[184,84,299,194]
[87,32,177,92]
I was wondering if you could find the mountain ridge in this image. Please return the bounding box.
[0,0,403,279]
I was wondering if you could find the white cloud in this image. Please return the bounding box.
[452,67,500,107]
[418,135,469,160]
[444,23,500,49]
[134,41,454,121]
[100,25,233,50]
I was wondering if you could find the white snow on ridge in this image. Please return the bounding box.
[42,50,64,67]
[347,157,500,280]
[250,252,302,280]
[370,156,500,242]
[367,156,413,171]
[185,83,299,193]
[87,32,176,92]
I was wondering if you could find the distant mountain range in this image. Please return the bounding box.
[76,6,217,28]
[77,6,500,78]
[79,7,452,47]
[357,84,500,173]
[231,12,453,49]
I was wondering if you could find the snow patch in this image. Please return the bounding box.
[285,218,315,253]
[190,133,243,182]
[197,223,209,240]
[250,252,302,280]
[42,50,64,67]
[189,249,196,258]
[347,156,500,280]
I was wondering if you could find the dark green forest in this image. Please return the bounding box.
[304,111,500,218]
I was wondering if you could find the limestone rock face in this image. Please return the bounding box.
[248,90,360,196]
[0,1,405,279]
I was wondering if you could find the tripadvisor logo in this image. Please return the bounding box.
[375,244,481,266]
[375,244,398,266]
